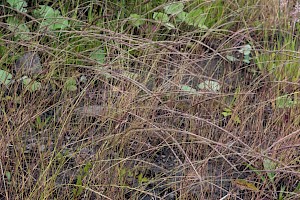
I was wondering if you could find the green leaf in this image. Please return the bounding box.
[263,158,277,182]
[164,2,184,15]
[137,173,149,184]
[222,111,231,117]
[234,115,241,124]
[276,95,296,108]
[6,17,31,40]
[181,85,196,93]
[129,14,144,27]
[222,108,232,117]
[176,11,187,22]
[33,5,69,31]
[243,54,251,64]
[22,77,41,92]
[0,70,13,86]
[153,12,169,23]
[185,8,208,29]
[197,80,220,92]
[65,77,77,91]
[238,44,252,56]
[7,0,27,12]
[90,48,106,64]
[5,171,11,182]
[226,55,239,62]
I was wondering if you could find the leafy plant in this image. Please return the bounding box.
[129,14,145,27]
[226,44,252,64]
[164,2,184,15]
[7,0,27,12]
[263,158,277,182]
[275,94,298,108]
[184,7,208,29]
[222,108,241,124]
[181,85,197,94]
[197,80,220,92]
[0,70,13,86]
[22,77,42,92]
[238,44,252,64]
[73,162,92,198]
[64,77,77,92]
[6,17,31,40]
[90,48,106,64]
[33,5,69,31]
[35,115,51,130]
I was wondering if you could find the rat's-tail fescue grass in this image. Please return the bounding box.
[0,0,299,199]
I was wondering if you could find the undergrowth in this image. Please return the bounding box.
[0,0,299,199]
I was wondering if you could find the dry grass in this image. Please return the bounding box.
[0,0,300,199]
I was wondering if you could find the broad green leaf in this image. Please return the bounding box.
[164,2,184,15]
[6,17,31,40]
[0,70,13,86]
[197,80,220,92]
[263,158,277,182]
[153,12,169,23]
[129,14,144,27]
[90,48,106,64]
[185,8,208,29]
[238,44,252,56]
[176,11,187,22]
[181,85,196,93]
[22,77,41,92]
[34,5,69,30]
[65,77,77,91]
[7,0,27,12]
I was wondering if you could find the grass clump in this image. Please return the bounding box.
[0,0,299,199]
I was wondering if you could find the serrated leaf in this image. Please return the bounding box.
[164,2,184,15]
[7,0,27,12]
[6,17,31,40]
[90,48,106,64]
[153,12,169,23]
[129,14,144,27]
[0,70,13,86]
[197,80,220,92]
